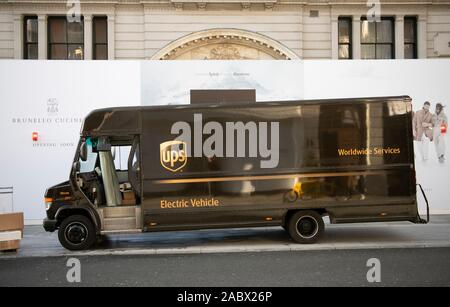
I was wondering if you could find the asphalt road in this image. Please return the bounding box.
[1,248,450,287]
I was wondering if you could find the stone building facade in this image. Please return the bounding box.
[0,0,449,60]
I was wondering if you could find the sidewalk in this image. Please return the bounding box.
[1,215,450,259]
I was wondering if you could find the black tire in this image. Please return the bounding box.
[287,210,324,244]
[58,215,96,251]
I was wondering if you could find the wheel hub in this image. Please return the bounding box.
[65,223,88,245]
[296,216,318,239]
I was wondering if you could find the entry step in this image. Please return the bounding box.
[101,206,136,218]
[100,229,143,234]
[103,217,136,231]
[98,206,142,231]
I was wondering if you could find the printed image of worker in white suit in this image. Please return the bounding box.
[433,103,448,163]
[413,101,434,162]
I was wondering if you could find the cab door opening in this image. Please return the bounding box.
[77,136,142,233]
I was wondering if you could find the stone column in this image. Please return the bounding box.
[38,14,47,59]
[417,15,427,59]
[84,14,93,60]
[13,14,23,59]
[352,15,361,59]
[107,14,115,60]
[395,15,404,59]
[331,15,339,59]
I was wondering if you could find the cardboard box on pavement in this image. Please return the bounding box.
[0,212,24,251]
[0,212,24,233]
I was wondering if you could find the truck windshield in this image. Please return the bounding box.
[80,137,98,173]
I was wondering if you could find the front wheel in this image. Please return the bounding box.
[287,210,324,244]
[58,215,96,251]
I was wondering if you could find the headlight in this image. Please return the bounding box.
[44,198,53,210]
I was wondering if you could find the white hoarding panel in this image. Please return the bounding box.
[0,61,141,223]
[304,60,450,214]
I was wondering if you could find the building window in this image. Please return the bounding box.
[361,17,395,59]
[93,16,108,60]
[338,17,352,59]
[24,16,38,59]
[404,17,417,59]
[48,16,84,60]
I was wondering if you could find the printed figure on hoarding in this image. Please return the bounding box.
[433,103,448,163]
[413,101,434,162]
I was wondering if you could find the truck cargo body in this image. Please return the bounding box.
[44,96,422,250]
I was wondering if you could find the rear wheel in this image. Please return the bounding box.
[287,210,324,244]
[58,215,96,251]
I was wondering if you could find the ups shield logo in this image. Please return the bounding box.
[160,140,187,172]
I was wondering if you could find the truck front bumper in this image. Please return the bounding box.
[43,218,57,232]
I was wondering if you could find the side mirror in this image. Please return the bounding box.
[80,142,88,162]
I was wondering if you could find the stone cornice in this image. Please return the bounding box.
[1,0,449,4]
[170,0,276,3]
[0,2,117,12]
[1,0,448,12]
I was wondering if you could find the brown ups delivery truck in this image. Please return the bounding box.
[43,96,428,250]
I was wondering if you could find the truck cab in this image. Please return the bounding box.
[44,134,142,250]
